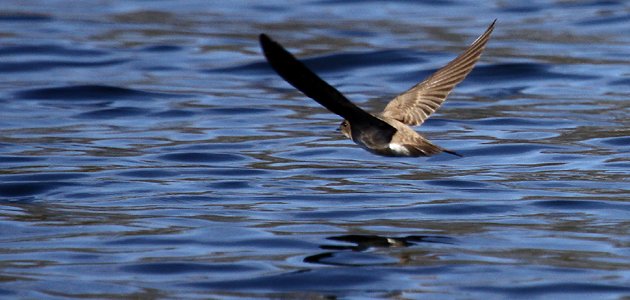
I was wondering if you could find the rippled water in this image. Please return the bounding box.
[1,1,629,299]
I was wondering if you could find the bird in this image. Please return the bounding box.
[259,20,495,157]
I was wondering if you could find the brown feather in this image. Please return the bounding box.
[381,20,496,126]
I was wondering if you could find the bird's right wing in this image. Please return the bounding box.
[382,20,495,126]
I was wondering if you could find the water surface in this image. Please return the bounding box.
[1,1,629,299]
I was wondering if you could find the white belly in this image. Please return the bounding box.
[388,143,410,156]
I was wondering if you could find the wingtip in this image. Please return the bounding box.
[259,34,279,59]
[489,19,497,30]
[259,33,271,45]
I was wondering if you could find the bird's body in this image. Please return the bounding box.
[260,20,495,157]
[342,115,447,157]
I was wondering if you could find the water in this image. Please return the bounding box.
[1,1,629,299]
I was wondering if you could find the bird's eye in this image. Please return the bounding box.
[342,122,348,127]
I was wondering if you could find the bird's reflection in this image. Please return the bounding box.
[304,234,454,266]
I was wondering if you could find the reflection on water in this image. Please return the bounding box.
[1,0,629,299]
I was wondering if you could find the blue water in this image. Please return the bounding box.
[1,1,629,299]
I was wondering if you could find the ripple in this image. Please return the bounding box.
[0,173,86,181]
[140,45,182,52]
[0,181,73,197]
[117,169,179,178]
[609,78,630,86]
[0,156,45,163]
[316,0,454,4]
[196,168,269,176]
[467,117,559,127]
[415,203,514,215]
[121,262,259,275]
[285,148,340,158]
[209,181,251,189]
[465,144,558,156]
[187,268,381,291]
[586,136,630,147]
[498,5,542,13]
[203,107,275,115]
[0,12,51,22]
[426,179,487,188]
[1,59,128,72]
[0,44,107,56]
[211,49,421,75]
[468,63,598,82]
[304,251,397,266]
[158,152,246,163]
[477,86,528,99]
[530,200,629,211]
[576,14,630,26]
[106,237,197,246]
[287,49,421,73]
[313,168,380,176]
[0,288,16,297]
[1,1,628,298]
[150,109,196,118]
[14,85,177,101]
[76,107,146,119]
[466,282,630,296]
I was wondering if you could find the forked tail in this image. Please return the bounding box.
[443,148,463,157]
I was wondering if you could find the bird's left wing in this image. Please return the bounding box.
[260,34,396,146]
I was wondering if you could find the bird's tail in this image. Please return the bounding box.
[442,148,463,157]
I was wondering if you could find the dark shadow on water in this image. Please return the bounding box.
[425,179,487,188]
[0,44,106,56]
[117,169,179,178]
[0,173,83,201]
[140,45,182,52]
[0,156,46,163]
[0,12,52,22]
[529,200,630,211]
[121,262,260,275]
[75,107,147,119]
[576,14,630,25]
[209,49,423,75]
[183,233,453,294]
[0,181,75,198]
[14,84,181,101]
[467,63,599,82]
[150,109,196,118]
[1,59,129,73]
[392,62,597,84]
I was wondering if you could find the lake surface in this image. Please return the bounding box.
[1,1,629,299]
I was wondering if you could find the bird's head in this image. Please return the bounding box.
[338,120,352,139]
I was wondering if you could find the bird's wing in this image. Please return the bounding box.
[259,34,396,147]
[381,20,495,126]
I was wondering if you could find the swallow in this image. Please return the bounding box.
[259,20,495,157]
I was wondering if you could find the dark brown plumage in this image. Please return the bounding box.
[260,20,495,157]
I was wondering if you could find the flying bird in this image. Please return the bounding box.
[259,20,495,157]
